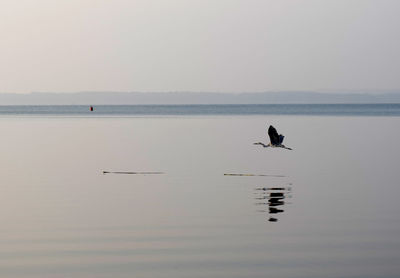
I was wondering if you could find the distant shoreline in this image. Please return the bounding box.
[0,103,398,117]
[0,91,399,105]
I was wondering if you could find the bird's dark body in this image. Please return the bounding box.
[254,125,292,150]
[268,125,284,146]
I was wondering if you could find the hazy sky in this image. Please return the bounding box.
[1,0,399,93]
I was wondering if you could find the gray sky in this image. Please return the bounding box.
[1,0,399,93]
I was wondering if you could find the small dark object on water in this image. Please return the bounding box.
[90,106,94,111]
[224,173,285,177]
[103,171,164,175]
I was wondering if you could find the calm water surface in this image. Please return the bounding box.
[0,115,399,277]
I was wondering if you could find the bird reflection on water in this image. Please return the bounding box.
[254,186,292,222]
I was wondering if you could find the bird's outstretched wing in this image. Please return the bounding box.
[268,125,280,145]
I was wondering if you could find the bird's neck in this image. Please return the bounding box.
[255,142,270,148]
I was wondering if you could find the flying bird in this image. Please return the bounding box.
[254,125,293,150]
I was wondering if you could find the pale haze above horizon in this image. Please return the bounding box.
[1,0,399,93]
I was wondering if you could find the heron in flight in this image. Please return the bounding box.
[254,125,293,150]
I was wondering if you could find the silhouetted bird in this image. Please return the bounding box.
[254,125,292,150]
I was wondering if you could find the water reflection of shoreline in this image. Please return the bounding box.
[254,186,292,222]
